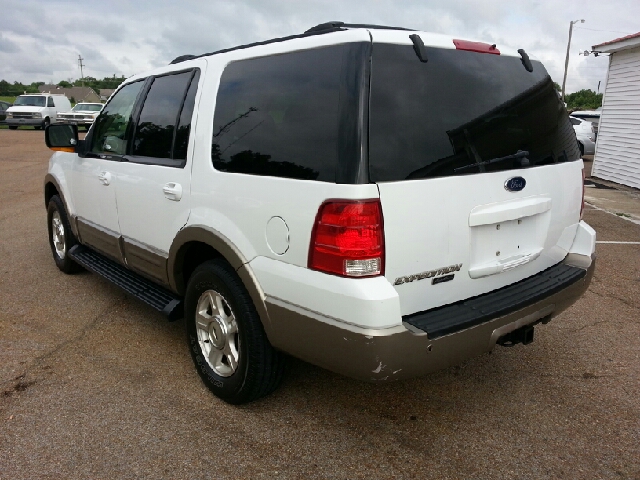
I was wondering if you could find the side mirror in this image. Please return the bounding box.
[45,124,79,153]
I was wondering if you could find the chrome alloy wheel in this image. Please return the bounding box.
[196,289,240,377]
[51,211,66,259]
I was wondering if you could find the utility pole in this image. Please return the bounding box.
[562,19,584,103]
[78,55,85,87]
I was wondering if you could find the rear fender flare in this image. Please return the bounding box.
[168,225,273,336]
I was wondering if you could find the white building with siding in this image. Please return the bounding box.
[591,33,640,189]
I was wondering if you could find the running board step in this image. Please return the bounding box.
[68,244,183,321]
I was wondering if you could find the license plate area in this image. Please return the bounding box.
[468,211,550,278]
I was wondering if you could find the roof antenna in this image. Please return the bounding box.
[409,34,428,63]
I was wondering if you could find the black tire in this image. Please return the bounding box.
[185,259,285,404]
[35,118,50,130]
[578,142,584,157]
[8,126,18,130]
[47,195,82,274]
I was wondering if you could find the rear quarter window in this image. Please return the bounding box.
[211,45,350,182]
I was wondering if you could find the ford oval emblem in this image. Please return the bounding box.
[504,176,526,192]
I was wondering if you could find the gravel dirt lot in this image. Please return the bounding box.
[1,129,639,479]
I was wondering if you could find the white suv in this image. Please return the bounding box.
[43,22,596,404]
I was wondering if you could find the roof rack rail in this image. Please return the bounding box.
[305,21,345,33]
[168,25,346,65]
[169,22,414,65]
[306,22,415,34]
[170,54,197,65]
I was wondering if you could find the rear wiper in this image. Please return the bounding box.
[454,150,530,172]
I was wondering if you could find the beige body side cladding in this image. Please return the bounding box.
[265,256,595,382]
[76,218,125,264]
[122,237,169,285]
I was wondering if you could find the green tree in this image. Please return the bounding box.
[0,80,11,95]
[565,89,603,110]
[58,80,72,88]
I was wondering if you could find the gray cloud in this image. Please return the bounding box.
[0,0,637,94]
[0,33,20,53]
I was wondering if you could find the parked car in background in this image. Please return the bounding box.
[0,100,12,122]
[56,103,103,130]
[5,94,71,130]
[570,116,596,156]
[570,109,601,138]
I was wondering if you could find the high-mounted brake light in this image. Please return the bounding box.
[453,39,501,55]
[309,200,384,277]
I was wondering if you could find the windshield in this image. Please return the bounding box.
[14,96,46,107]
[369,44,580,181]
[73,103,102,112]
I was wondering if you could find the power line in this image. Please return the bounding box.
[574,26,635,35]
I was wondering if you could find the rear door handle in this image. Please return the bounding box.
[98,171,111,186]
[163,182,182,201]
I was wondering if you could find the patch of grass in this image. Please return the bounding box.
[615,213,631,218]
[0,124,38,130]
[0,96,16,104]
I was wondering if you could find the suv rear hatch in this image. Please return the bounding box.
[369,35,584,316]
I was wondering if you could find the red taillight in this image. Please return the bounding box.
[580,169,585,219]
[309,200,384,277]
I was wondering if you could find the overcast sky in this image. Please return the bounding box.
[1,0,638,94]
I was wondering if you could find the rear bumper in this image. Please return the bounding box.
[266,254,595,382]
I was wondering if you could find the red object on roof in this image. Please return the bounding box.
[593,32,640,49]
[453,39,500,55]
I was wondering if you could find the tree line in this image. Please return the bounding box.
[565,90,603,111]
[551,82,603,111]
[0,76,126,96]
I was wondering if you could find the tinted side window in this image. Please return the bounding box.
[47,97,54,107]
[173,70,200,161]
[132,71,194,163]
[90,81,144,156]
[211,46,347,182]
[570,118,580,126]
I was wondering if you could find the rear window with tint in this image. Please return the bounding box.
[211,46,348,182]
[369,44,580,182]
